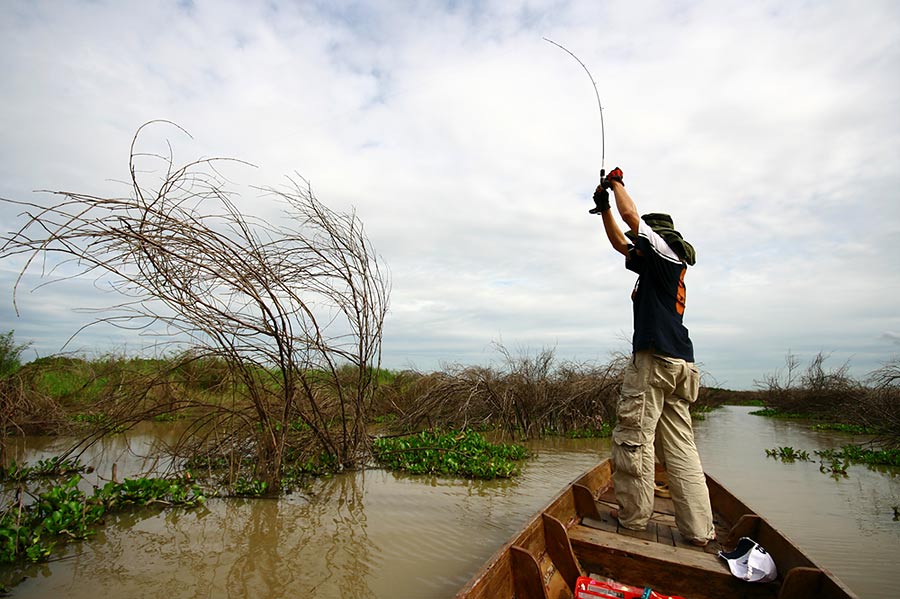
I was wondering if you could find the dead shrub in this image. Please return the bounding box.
[859,357,900,445]
[382,346,626,439]
[757,352,864,417]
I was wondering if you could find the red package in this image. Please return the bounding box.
[574,576,687,599]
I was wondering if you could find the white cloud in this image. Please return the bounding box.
[1,0,899,389]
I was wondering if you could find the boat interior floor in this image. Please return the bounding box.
[571,483,785,599]
[581,485,730,556]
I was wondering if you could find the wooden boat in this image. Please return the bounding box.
[454,459,859,599]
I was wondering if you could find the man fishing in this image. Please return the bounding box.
[592,167,715,547]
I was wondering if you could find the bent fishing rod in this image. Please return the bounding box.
[543,37,606,180]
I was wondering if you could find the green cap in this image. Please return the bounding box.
[626,213,696,266]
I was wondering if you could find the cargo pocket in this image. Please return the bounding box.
[651,355,680,393]
[613,359,650,478]
[615,389,645,431]
[612,428,645,478]
[617,359,647,429]
[675,363,701,404]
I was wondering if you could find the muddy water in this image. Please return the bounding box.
[3,407,898,598]
[693,406,900,598]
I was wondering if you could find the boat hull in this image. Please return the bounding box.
[454,459,858,599]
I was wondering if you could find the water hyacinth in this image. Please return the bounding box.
[0,473,205,565]
[373,430,527,480]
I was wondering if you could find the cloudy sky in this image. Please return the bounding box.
[1,0,898,389]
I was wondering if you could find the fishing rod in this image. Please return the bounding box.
[543,37,606,180]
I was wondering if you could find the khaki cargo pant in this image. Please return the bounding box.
[611,351,715,542]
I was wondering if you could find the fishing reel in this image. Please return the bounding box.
[588,168,607,215]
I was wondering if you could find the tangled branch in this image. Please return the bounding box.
[0,121,390,488]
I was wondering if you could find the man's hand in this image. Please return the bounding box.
[604,167,624,188]
[590,185,610,214]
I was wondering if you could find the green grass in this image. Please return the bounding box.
[37,369,101,400]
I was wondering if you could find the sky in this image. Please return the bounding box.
[1,0,898,390]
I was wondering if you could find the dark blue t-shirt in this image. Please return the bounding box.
[625,220,694,362]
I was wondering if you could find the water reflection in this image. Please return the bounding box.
[2,408,897,598]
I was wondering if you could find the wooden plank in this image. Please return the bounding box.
[778,567,861,599]
[569,524,779,599]
[512,514,548,562]
[538,550,572,599]
[713,486,859,598]
[713,514,732,544]
[544,485,580,528]
[510,546,549,599]
[670,529,720,555]
[779,567,825,598]
[574,460,613,494]
[617,523,658,543]
[657,522,675,547]
[741,516,816,575]
[573,484,601,520]
[581,515,617,534]
[649,511,676,528]
[670,528,695,550]
[453,550,514,599]
[651,494,677,516]
[542,513,582,590]
[724,514,761,548]
[706,473,756,525]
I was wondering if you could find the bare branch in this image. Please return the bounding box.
[0,122,390,489]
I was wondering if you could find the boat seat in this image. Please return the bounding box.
[569,523,780,599]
